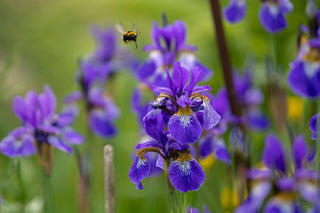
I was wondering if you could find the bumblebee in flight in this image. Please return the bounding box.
[116,23,138,49]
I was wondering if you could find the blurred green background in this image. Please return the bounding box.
[0,0,309,212]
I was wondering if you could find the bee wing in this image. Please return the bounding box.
[115,23,125,34]
[132,23,136,33]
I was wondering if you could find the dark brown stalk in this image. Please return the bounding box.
[208,0,249,202]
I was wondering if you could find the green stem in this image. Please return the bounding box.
[40,169,54,213]
[316,101,320,171]
[269,34,277,72]
[16,159,25,213]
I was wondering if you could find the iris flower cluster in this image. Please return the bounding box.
[237,134,320,213]
[0,85,83,157]
[64,26,136,138]
[224,0,293,33]
[129,61,221,192]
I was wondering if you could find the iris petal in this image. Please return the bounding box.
[168,155,205,193]
[168,107,202,144]
[129,157,150,190]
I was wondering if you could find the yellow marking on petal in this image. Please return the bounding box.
[287,96,303,120]
[303,48,320,63]
[220,186,239,209]
[177,150,193,162]
[275,192,296,201]
[199,155,215,171]
[176,106,193,116]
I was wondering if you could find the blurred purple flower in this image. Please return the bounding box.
[237,134,319,212]
[0,85,83,157]
[288,30,320,98]
[224,0,247,23]
[259,0,293,33]
[213,70,270,132]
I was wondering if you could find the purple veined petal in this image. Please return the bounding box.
[192,85,211,94]
[185,66,203,96]
[156,153,164,169]
[64,91,83,104]
[288,61,320,98]
[168,153,205,193]
[89,109,117,138]
[144,152,163,177]
[201,98,221,129]
[246,110,270,131]
[172,61,189,94]
[61,127,84,145]
[13,96,29,124]
[0,131,36,157]
[186,207,200,213]
[213,138,231,165]
[298,178,320,203]
[224,0,247,23]
[292,135,308,169]
[194,62,213,82]
[263,134,286,173]
[150,86,174,97]
[247,169,272,179]
[150,21,162,51]
[143,108,166,141]
[137,60,156,80]
[259,2,287,33]
[168,107,202,144]
[135,140,162,150]
[177,95,193,108]
[47,135,72,154]
[309,113,318,140]
[129,156,150,190]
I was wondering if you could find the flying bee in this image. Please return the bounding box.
[116,23,138,49]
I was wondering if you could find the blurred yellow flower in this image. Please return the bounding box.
[287,96,303,120]
[199,155,215,171]
[220,186,239,209]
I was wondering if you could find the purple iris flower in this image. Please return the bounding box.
[213,70,270,132]
[259,0,293,33]
[0,85,83,157]
[309,113,318,140]
[237,134,319,212]
[288,32,320,98]
[136,20,212,87]
[223,0,247,23]
[65,86,119,138]
[146,61,221,144]
[129,110,205,192]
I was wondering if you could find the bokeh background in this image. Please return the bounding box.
[0,0,309,212]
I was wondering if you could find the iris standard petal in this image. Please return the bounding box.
[168,154,205,193]
[309,113,318,140]
[168,107,202,144]
[61,127,84,144]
